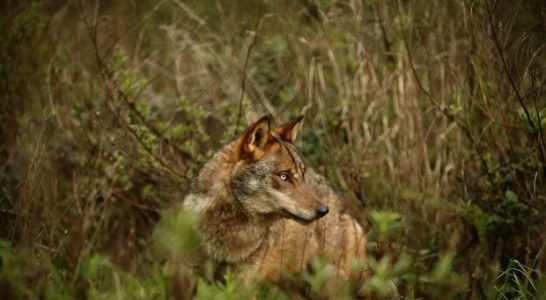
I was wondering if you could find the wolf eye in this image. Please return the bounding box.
[279,173,290,181]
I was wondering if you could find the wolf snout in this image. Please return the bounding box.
[315,204,329,218]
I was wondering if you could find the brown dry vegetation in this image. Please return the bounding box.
[1,0,545,299]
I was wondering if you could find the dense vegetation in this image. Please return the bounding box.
[1,0,545,298]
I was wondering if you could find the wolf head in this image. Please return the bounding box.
[230,115,328,224]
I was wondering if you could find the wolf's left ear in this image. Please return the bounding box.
[274,115,304,143]
[241,115,271,155]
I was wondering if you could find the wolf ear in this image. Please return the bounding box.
[241,115,271,155]
[274,115,304,143]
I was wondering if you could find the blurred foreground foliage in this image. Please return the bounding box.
[1,0,545,299]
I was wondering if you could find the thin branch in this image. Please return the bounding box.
[530,63,546,177]
[396,1,489,171]
[80,1,194,160]
[484,0,535,131]
[116,87,198,163]
[485,0,546,176]
[78,0,191,181]
[233,4,264,137]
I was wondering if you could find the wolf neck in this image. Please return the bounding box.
[202,197,271,264]
[186,141,272,264]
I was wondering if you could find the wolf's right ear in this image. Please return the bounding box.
[273,115,304,143]
[241,115,271,157]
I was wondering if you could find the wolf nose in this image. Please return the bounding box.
[315,205,329,218]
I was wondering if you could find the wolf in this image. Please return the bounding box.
[182,115,368,296]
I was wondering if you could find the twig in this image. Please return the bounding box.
[484,0,534,129]
[116,87,198,163]
[530,62,546,177]
[78,0,191,181]
[485,0,546,176]
[233,3,263,137]
[396,1,489,171]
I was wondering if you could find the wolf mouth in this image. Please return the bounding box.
[281,209,315,225]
